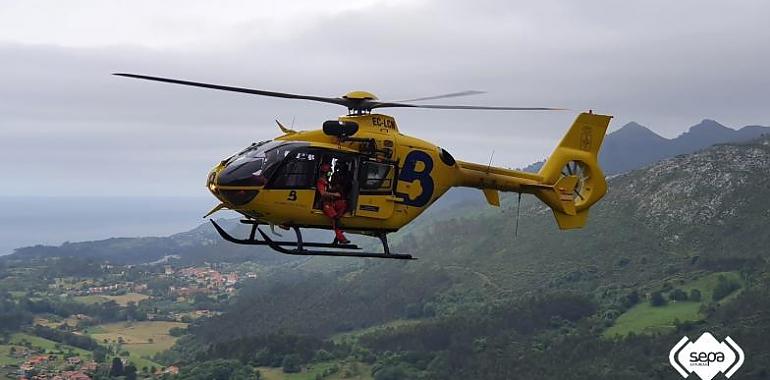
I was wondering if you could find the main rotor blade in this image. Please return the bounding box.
[371,102,565,111]
[114,73,565,112]
[113,73,349,107]
[393,90,485,102]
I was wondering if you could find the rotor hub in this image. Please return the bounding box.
[342,90,378,100]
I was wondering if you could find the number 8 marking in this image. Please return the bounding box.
[396,150,434,207]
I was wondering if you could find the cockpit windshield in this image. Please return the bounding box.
[217,141,304,187]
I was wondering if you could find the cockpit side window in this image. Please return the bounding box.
[359,161,395,193]
[266,149,319,189]
[217,141,302,187]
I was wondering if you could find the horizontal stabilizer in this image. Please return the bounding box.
[552,209,590,229]
[482,189,500,207]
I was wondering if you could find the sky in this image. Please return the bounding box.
[1,0,769,197]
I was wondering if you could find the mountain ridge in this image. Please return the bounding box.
[525,119,770,174]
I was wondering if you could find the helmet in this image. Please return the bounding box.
[320,163,332,173]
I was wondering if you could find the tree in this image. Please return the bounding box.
[625,290,640,307]
[650,291,667,307]
[689,289,702,302]
[169,327,186,337]
[405,303,422,318]
[109,357,124,377]
[126,301,140,321]
[124,364,137,380]
[313,349,334,362]
[669,288,688,301]
[712,277,741,301]
[282,354,301,373]
[93,346,107,363]
[177,359,255,380]
[374,365,409,380]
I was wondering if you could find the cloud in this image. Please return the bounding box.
[1,0,768,196]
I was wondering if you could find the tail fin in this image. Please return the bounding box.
[531,112,612,229]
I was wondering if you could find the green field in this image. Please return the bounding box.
[74,292,149,306]
[73,295,107,305]
[4,333,93,375]
[604,271,744,338]
[331,319,425,343]
[3,323,177,372]
[258,361,372,380]
[117,353,162,372]
[9,333,93,358]
[0,345,25,366]
[88,321,185,368]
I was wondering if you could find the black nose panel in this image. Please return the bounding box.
[213,158,264,206]
[217,158,267,187]
[219,189,258,206]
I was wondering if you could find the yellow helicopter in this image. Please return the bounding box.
[115,73,612,260]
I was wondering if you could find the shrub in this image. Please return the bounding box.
[625,290,640,307]
[169,327,187,337]
[282,354,301,373]
[650,291,667,307]
[668,289,688,301]
[712,276,741,301]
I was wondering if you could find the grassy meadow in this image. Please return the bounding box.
[258,361,373,380]
[604,271,744,338]
[74,292,149,306]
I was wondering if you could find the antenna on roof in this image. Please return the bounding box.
[515,192,522,237]
[486,150,495,174]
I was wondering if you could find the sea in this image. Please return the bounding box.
[0,189,487,256]
[0,196,229,256]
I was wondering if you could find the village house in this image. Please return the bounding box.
[25,354,51,367]
[163,366,180,375]
[80,361,98,373]
[174,286,209,298]
[66,356,82,366]
[61,370,91,380]
[19,355,53,378]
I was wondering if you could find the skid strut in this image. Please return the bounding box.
[210,220,414,260]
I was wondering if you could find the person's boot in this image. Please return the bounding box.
[335,228,350,244]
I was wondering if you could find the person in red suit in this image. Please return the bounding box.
[317,163,349,244]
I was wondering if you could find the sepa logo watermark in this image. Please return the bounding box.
[670,332,744,380]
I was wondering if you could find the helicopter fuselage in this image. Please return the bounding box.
[206,111,612,236]
[207,113,466,233]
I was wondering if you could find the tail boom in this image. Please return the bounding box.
[453,111,612,229]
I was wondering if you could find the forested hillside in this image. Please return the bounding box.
[4,137,768,379]
[151,137,770,379]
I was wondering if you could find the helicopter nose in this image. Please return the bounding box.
[207,168,260,206]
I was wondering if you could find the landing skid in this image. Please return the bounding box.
[210,219,415,260]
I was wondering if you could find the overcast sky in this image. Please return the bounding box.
[1,0,769,197]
